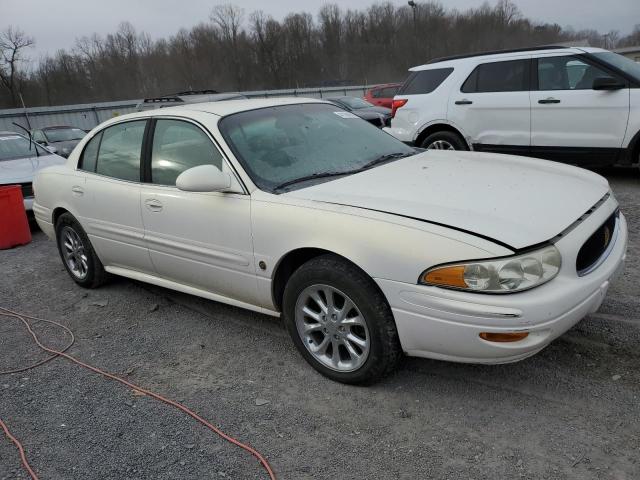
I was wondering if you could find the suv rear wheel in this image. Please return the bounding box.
[421,131,468,151]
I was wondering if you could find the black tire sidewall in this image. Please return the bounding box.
[421,131,467,150]
[282,255,400,384]
[55,213,103,288]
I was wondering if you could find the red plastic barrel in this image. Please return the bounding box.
[0,185,32,249]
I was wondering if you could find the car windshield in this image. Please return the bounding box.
[590,52,640,82]
[337,97,374,109]
[219,103,414,192]
[0,134,48,161]
[44,128,86,142]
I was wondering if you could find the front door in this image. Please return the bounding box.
[139,118,258,305]
[530,54,630,164]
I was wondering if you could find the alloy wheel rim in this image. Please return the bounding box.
[426,140,455,150]
[295,284,370,372]
[61,226,89,280]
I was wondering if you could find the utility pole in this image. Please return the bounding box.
[408,1,418,62]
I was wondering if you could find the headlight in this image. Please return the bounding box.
[420,244,562,293]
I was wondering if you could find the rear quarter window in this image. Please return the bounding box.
[398,68,454,95]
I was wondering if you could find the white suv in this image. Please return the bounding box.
[385,46,640,168]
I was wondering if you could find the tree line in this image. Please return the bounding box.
[1,0,638,108]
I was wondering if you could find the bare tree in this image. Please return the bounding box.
[211,4,245,87]
[0,27,34,107]
[1,1,630,108]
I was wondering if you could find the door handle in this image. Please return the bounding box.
[538,98,561,104]
[144,198,163,212]
[71,186,84,196]
[455,99,473,105]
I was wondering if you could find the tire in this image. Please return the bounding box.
[420,130,468,151]
[282,254,401,384]
[55,212,108,288]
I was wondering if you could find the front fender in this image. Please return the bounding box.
[250,193,511,310]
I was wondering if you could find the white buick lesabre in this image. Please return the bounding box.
[33,98,628,384]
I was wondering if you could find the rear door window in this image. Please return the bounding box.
[462,59,529,93]
[79,133,102,172]
[399,68,454,95]
[95,120,146,182]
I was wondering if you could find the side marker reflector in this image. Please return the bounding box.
[479,331,529,343]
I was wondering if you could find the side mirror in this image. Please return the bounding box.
[45,145,57,154]
[592,77,626,91]
[176,164,234,193]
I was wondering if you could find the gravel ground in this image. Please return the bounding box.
[1,170,639,480]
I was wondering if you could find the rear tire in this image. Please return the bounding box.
[55,212,108,288]
[421,131,468,151]
[282,254,401,385]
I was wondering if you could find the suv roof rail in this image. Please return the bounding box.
[172,89,219,96]
[426,45,568,64]
[142,96,185,104]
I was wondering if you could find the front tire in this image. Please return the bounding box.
[282,255,401,384]
[421,131,468,151]
[55,212,107,288]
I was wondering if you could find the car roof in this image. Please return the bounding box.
[410,46,608,71]
[91,97,330,130]
[138,97,326,118]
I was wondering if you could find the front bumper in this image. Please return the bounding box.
[376,203,628,364]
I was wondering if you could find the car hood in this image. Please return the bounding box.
[285,151,610,250]
[0,153,67,184]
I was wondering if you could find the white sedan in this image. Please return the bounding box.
[33,98,628,384]
[0,131,66,210]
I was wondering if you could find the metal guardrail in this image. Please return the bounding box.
[0,85,371,132]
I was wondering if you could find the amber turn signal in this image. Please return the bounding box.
[479,332,529,343]
[422,265,467,288]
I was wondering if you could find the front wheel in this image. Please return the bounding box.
[282,255,401,384]
[421,131,468,151]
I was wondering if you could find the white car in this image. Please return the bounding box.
[33,98,627,384]
[0,131,67,210]
[386,46,640,169]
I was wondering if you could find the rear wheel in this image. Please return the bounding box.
[282,254,401,384]
[55,213,107,288]
[421,131,468,151]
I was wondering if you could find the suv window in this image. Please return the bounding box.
[150,119,223,186]
[462,59,529,93]
[95,120,146,182]
[79,132,102,172]
[537,56,615,90]
[399,68,453,95]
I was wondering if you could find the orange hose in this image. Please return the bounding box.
[0,418,40,480]
[0,307,276,480]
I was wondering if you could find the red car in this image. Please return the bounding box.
[363,83,402,108]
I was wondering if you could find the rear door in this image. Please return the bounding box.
[75,119,155,273]
[448,57,531,152]
[139,117,258,305]
[530,54,630,165]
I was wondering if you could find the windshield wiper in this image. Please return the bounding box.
[272,152,413,193]
[358,151,413,170]
[273,171,351,192]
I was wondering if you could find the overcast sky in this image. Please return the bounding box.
[2,0,639,58]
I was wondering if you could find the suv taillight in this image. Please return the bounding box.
[391,99,408,118]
